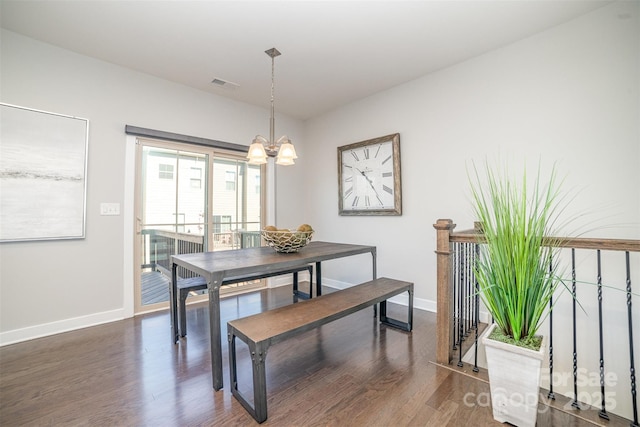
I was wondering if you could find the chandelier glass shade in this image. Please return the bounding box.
[247,48,297,166]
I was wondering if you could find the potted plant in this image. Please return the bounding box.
[469,161,568,427]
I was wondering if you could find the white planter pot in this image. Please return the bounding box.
[482,323,546,427]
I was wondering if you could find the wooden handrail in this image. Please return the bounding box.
[450,229,640,252]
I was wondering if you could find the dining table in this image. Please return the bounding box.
[170,240,377,390]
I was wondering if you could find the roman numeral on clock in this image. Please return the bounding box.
[374,145,381,158]
[345,186,353,198]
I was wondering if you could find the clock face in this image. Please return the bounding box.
[338,134,401,215]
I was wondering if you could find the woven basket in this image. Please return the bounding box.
[261,229,313,253]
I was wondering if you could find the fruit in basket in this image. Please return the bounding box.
[261,224,313,253]
[297,224,313,232]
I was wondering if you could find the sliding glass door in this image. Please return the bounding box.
[134,138,263,314]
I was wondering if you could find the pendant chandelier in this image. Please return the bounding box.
[247,48,297,166]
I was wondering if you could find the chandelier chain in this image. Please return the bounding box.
[270,53,275,146]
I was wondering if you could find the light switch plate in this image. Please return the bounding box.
[100,203,120,216]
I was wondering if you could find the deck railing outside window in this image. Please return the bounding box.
[142,229,262,279]
[434,219,640,425]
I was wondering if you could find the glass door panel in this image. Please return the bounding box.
[212,158,263,294]
[135,140,264,313]
[137,144,207,312]
[211,158,262,251]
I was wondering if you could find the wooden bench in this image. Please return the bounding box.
[227,277,413,423]
[176,265,313,337]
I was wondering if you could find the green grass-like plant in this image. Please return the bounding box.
[470,161,569,346]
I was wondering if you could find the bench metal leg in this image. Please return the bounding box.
[292,266,314,300]
[379,285,414,332]
[251,341,269,423]
[228,326,269,423]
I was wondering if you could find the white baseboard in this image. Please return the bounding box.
[1,278,442,346]
[267,271,312,288]
[0,308,125,347]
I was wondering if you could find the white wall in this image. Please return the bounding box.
[298,0,639,308]
[0,29,304,343]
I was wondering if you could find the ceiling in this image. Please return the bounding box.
[1,0,612,120]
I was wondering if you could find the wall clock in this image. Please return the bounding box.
[338,133,402,216]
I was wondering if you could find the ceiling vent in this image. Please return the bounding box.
[211,77,239,91]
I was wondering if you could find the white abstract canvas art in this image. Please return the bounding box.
[0,104,89,242]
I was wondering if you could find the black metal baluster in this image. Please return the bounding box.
[458,243,465,367]
[571,248,580,409]
[468,243,472,328]
[466,243,472,337]
[458,242,462,340]
[452,243,458,351]
[548,252,555,400]
[461,243,467,340]
[469,243,475,334]
[625,251,639,427]
[473,243,480,373]
[597,250,609,420]
[465,243,470,338]
[464,243,468,336]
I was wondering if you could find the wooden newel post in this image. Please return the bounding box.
[434,219,455,364]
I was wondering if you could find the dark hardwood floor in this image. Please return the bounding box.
[0,284,623,426]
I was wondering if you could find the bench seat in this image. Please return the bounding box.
[227,277,413,423]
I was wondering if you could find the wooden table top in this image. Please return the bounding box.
[171,241,376,279]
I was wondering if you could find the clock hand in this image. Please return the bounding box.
[355,168,382,202]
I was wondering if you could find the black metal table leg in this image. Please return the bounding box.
[209,272,224,391]
[170,262,179,343]
[316,261,322,296]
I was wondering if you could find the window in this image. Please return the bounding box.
[213,215,232,234]
[159,163,174,179]
[225,170,236,191]
[190,167,202,189]
[254,174,261,194]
